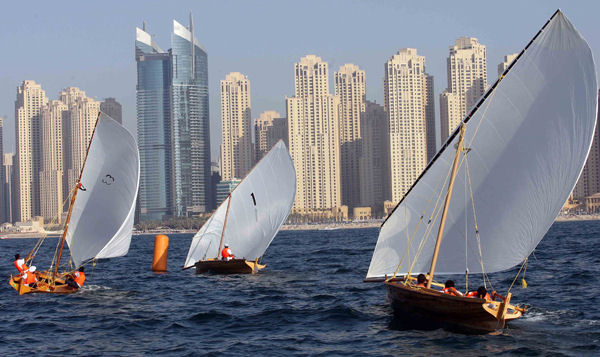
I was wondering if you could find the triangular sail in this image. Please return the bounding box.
[65,113,141,268]
[184,141,296,268]
[367,11,597,280]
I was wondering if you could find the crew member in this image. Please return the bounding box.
[13,254,28,274]
[416,274,427,287]
[466,286,505,301]
[64,266,86,289]
[221,244,235,261]
[442,280,463,296]
[22,266,37,288]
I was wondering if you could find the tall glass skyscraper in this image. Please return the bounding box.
[170,17,211,216]
[135,15,211,221]
[136,25,173,221]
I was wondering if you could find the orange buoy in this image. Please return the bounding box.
[152,234,169,272]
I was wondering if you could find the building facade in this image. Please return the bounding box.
[440,37,487,142]
[100,97,122,123]
[573,90,600,201]
[136,25,173,221]
[4,153,14,223]
[384,49,432,203]
[287,55,341,213]
[39,100,67,222]
[359,100,390,215]
[170,18,212,216]
[135,16,212,220]
[220,72,252,181]
[254,110,287,162]
[15,80,48,222]
[334,64,365,210]
[498,53,518,76]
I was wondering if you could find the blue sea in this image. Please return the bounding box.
[0,221,599,356]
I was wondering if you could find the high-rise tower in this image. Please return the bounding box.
[171,16,211,216]
[383,49,432,203]
[440,37,487,142]
[254,111,287,162]
[15,80,48,222]
[334,64,366,210]
[135,25,173,221]
[287,55,341,213]
[220,72,252,181]
[100,98,122,124]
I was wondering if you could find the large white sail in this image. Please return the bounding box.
[367,11,598,280]
[184,141,296,268]
[66,113,140,268]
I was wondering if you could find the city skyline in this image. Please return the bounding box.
[1,2,598,161]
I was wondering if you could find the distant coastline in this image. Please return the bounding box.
[0,215,598,239]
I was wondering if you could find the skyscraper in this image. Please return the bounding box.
[254,111,287,162]
[67,94,100,193]
[359,101,390,215]
[135,15,212,219]
[287,55,341,213]
[0,118,4,223]
[4,153,14,223]
[15,80,48,222]
[170,16,211,216]
[136,25,172,221]
[335,64,365,210]
[220,72,252,181]
[440,37,487,142]
[100,97,122,123]
[498,53,518,76]
[384,49,432,203]
[573,90,600,200]
[39,100,67,222]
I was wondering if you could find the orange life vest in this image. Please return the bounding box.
[442,287,460,296]
[222,247,233,259]
[74,271,86,287]
[14,259,27,273]
[466,291,491,300]
[24,271,36,285]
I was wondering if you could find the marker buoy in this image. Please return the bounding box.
[152,234,169,272]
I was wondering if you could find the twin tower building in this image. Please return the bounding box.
[136,16,505,222]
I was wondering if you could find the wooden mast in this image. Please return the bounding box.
[53,112,102,279]
[426,124,465,289]
[216,194,233,259]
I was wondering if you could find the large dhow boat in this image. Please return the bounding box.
[9,112,140,294]
[365,10,597,333]
[184,141,296,274]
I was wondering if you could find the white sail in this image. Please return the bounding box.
[184,140,296,267]
[66,113,140,268]
[367,11,598,279]
[184,195,230,267]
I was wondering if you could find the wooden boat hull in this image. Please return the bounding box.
[194,259,265,274]
[385,281,522,333]
[9,271,78,295]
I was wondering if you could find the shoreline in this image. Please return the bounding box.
[1,216,598,239]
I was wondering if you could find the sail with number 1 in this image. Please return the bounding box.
[365,10,597,332]
[9,112,140,294]
[184,140,296,274]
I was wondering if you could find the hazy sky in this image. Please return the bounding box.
[1,1,599,160]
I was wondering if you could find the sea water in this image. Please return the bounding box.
[0,221,598,355]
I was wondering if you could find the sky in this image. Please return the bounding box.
[1,0,599,160]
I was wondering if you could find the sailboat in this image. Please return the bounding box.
[365,10,597,332]
[184,140,296,274]
[9,112,140,294]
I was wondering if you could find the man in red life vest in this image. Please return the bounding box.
[466,286,505,302]
[13,253,28,274]
[221,244,235,261]
[64,266,86,289]
[442,280,463,296]
[22,266,37,288]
